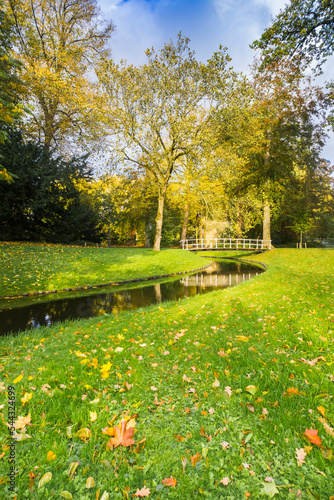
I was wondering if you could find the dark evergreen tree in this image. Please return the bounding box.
[0,128,100,242]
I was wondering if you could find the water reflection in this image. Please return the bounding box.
[0,260,262,335]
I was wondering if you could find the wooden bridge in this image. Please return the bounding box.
[180,238,271,250]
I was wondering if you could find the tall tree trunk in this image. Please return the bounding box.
[153,186,166,251]
[262,130,271,243]
[144,218,150,248]
[180,200,189,243]
[263,203,271,242]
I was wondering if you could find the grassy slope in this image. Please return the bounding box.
[0,249,333,499]
[0,244,206,296]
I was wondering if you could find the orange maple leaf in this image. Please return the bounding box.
[304,428,322,447]
[190,451,202,466]
[134,486,150,497]
[162,476,177,487]
[108,420,135,448]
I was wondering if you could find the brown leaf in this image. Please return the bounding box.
[200,427,212,442]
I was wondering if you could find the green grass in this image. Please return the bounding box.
[0,249,334,499]
[0,243,206,296]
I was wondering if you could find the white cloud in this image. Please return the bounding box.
[101,0,163,65]
[213,0,235,17]
[254,0,288,17]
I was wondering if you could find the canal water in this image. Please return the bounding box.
[0,260,263,335]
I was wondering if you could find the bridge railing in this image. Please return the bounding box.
[180,238,271,250]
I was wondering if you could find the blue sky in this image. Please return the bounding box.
[98,0,334,162]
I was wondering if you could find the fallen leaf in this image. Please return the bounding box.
[38,472,52,488]
[181,457,187,473]
[134,486,150,497]
[296,448,306,466]
[47,451,56,461]
[108,420,134,448]
[13,374,23,384]
[75,428,91,442]
[68,461,79,479]
[225,386,232,396]
[60,492,73,499]
[261,481,279,497]
[212,378,220,388]
[86,477,95,488]
[162,476,177,487]
[304,428,322,447]
[190,451,202,466]
[246,385,257,395]
[89,411,97,422]
[220,477,229,485]
[246,403,255,413]
[21,392,32,406]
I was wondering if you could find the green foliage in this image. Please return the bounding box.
[0,0,26,180]
[0,129,100,243]
[251,0,334,73]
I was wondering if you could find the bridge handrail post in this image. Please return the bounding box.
[256,239,259,249]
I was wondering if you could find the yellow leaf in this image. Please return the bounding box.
[21,392,32,406]
[38,472,52,488]
[236,335,248,342]
[47,451,56,461]
[212,378,220,388]
[76,428,91,441]
[317,406,326,417]
[89,411,97,422]
[13,374,23,384]
[86,477,95,488]
[75,351,86,358]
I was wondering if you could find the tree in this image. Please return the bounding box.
[99,34,236,250]
[274,159,334,243]
[0,0,26,181]
[0,128,100,242]
[215,59,329,242]
[251,0,334,73]
[6,0,114,152]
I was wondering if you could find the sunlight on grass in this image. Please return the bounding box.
[0,249,333,498]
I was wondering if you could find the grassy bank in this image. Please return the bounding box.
[0,249,333,499]
[0,244,206,297]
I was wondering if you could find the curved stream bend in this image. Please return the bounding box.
[0,260,263,335]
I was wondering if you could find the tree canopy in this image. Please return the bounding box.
[0,128,100,242]
[6,0,114,152]
[0,0,26,181]
[99,34,237,250]
[251,0,334,72]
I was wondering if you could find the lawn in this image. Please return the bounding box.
[0,244,206,297]
[0,249,333,499]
